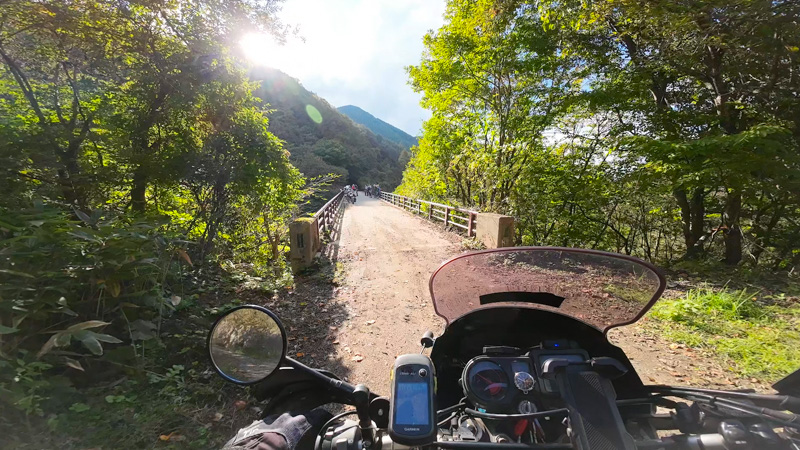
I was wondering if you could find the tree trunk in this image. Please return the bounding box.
[131,167,147,213]
[674,187,706,258]
[723,189,743,265]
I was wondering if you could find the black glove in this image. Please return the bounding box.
[223,408,332,450]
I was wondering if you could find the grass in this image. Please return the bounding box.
[649,287,800,382]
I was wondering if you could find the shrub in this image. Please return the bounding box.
[0,204,188,416]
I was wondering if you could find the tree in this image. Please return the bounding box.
[405,0,579,211]
[540,0,800,264]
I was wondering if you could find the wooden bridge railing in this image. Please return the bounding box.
[313,190,344,237]
[379,191,477,237]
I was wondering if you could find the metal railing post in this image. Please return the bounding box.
[444,207,450,227]
[468,212,475,237]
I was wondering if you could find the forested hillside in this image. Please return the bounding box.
[399,0,800,268]
[337,105,419,152]
[252,69,404,190]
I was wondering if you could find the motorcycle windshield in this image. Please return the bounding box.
[429,247,666,332]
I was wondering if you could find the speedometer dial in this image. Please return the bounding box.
[466,361,509,403]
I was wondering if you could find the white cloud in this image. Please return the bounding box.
[241,0,445,136]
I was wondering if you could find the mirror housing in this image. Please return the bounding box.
[207,305,287,385]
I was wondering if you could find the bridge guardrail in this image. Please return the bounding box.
[314,190,344,237]
[380,191,477,238]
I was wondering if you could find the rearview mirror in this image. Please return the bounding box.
[208,305,287,385]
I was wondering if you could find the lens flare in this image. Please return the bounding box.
[305,105,323,124]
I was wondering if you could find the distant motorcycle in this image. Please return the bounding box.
[208,247,800,450]
[343,188,356,204]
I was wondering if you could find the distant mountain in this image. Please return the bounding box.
[338,105,418,151]
[249,69,404,192]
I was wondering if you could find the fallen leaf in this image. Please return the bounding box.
[365,320,376,325]
[234,400,247,411]
[296,352,305,357]
[170,295,181,306]
[329,326,337,330]
[213,413,223,422]
[332,340,340,344]
[343,346,351,353]
[160,432,185,442]
[351,355,364,362]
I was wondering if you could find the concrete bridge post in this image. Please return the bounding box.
[289,217,320,272]
[475,213,515,248]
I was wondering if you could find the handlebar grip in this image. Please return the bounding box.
[661,434,726,450]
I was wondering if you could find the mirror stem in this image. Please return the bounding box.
[353,384,374,444]
[284,357,357,396]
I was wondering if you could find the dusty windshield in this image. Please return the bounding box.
[429,248,665,331]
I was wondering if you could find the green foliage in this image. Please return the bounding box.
[400,0,800,268]
[0,0,316,445]
[650,289,800,380]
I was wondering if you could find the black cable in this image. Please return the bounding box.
[438,402,467,418]
[648,385,800,412]
[438,412,458,427]
[464,407,569,420]
[314,410,358,450]
[617,396,679,408]
[657,388,799,428]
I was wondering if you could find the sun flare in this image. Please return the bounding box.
[240,33,301,73]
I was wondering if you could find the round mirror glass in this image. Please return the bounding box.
[208,306,286,384]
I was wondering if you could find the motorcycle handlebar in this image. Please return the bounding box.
[368,432,779,450]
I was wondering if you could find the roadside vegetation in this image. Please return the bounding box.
[2,0,799,447]
[649,285,800,382]
[0,0,326,447]
[398,0,800,382]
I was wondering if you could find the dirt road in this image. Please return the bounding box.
[305,194,771,396]
[326,195,460,394]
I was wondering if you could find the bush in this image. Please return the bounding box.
[0,204,189,417]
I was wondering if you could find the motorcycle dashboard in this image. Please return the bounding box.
[461,347,589,413]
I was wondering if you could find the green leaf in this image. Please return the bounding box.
[38,334,59,358]
[0,269,34,278]
[92,332,122,344]
[73,209,92,224]
[80,334,103,356]
[0,325,19,334]
[64,358,84,371]
[66,320,110,332]
[69,403,91,413]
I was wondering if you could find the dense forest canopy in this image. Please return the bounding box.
[399,0,800,268]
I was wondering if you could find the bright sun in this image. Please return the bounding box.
[240,33,302,74]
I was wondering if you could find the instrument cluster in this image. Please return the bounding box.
[460,342,589,414]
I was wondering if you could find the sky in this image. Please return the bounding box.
[240,0,446,137]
